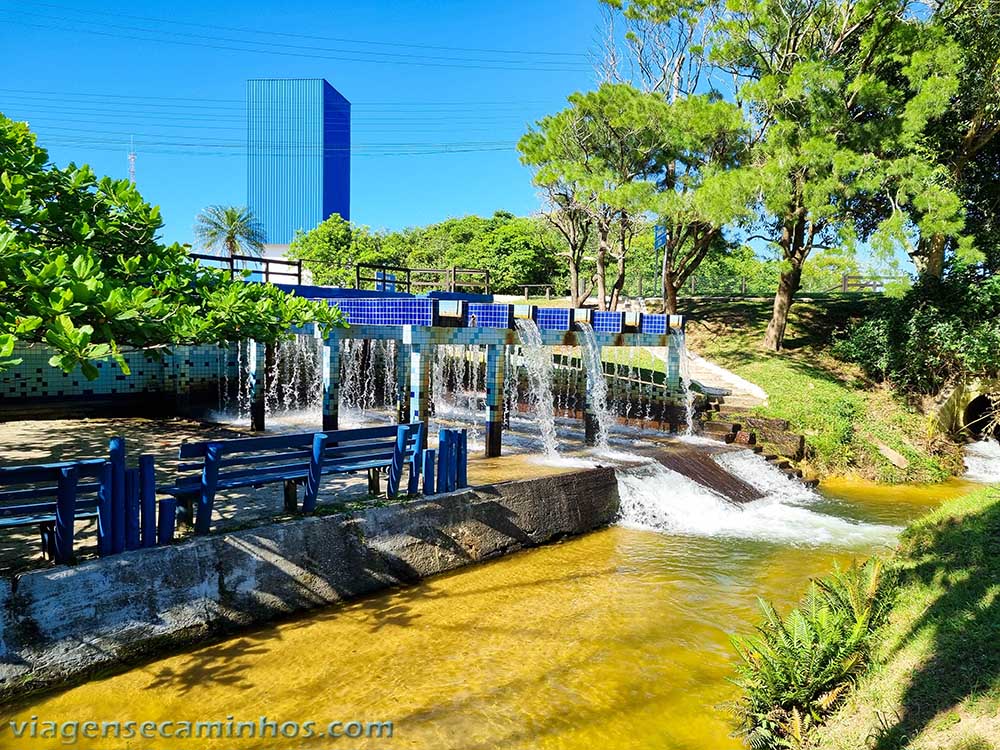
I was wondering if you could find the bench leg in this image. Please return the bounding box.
[39,521,55,561]
[283,480,298,513]
[367,468,381,496]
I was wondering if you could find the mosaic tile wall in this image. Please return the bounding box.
[331,298,436,326]
[0,344,239,402]
[536,308,572,331]
[591,311,625,333]
[468,303,514,329]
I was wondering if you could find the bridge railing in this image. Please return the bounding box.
[355,263,491,295]
[189,253,303,285]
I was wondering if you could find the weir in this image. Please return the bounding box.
[202,286,692,458]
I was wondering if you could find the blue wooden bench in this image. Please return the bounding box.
[163,423,426,534]
[0,458,111,564]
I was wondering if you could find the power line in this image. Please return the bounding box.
[22,0,588,59]
[0,11,587,73]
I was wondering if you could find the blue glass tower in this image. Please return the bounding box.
[247,78,350,247]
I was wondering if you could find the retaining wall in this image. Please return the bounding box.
[0,467,619,701]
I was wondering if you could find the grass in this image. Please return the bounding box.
[676,296,963,482]
[813,486,1000,750]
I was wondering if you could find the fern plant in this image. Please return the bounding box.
[730,559,893,749]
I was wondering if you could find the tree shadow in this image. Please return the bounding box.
[874,493,1000,749]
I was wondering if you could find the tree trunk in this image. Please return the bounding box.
[914,234,946,280]
[763,264,802,352]
[609,252,626,311]
[568,261,580,307]
[663,276,679,314]
[595,224,610,311]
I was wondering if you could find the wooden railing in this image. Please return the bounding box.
[189,253,302,285]
[355,263,491,295]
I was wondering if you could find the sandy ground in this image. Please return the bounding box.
[0,417,581,575]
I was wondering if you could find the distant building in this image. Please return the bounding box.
[247,78,350,258]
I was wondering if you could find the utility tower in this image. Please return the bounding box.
[127,137,136,184]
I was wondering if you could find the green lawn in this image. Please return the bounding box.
[815,486,1000,750]
[679,296,962,482]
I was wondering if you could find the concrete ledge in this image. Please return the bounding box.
[0,467,619,700]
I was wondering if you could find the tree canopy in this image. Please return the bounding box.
[0,115,342,379]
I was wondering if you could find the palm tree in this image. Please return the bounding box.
[194,205,265,258]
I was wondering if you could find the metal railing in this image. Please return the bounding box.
[355,263,491,295]
[189,253,303,285]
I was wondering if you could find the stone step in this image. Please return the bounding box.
[715,412,790,431]
[701,421,740,436]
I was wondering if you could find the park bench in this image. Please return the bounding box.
[0,457,111,564]
[163,423,427,534]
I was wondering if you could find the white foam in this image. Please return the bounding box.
[615,456,899,548]
[964,439,1000,484]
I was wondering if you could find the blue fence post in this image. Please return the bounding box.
[302,432,328,513]
[387,425,409,498]
[139,454,156,548]
[54,465,79,565]
[157,498,177,545]
[438,430,455,493]
[97,462,113,557]
[109,436,126,554]
[124,468,141,551]
[457,430,468,489]
[195,442,222,535]
[422,449,437,495]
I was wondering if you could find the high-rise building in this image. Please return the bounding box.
[247,78,350,255]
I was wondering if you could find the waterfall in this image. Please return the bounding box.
[514,319,560,456]
[964,438,1000,483]
[671,331,696,436]
[576,322,613,450]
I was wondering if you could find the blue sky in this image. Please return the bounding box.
[1,1,602,245]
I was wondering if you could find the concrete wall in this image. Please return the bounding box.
[0,467,619,700]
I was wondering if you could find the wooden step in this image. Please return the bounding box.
[715,412,790,431]
[701,421,740,435]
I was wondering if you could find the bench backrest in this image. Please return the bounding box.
[0,458,111,564]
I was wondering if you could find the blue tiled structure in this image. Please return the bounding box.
[641,314,670,334]
[591,311,625,334]
[331,298,436,326]
[468,303,514,329]
[536,308,572,331]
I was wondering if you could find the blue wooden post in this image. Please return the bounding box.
[109,436,126,554]
[139,454,156,548]
[438,429,456,493]
[302,432,328,513]
[157,498,177,545]
[422,449,437,495]
[195,442,222,535]
[322,337,341,431]
[457,430,468,489]
[97,462,113,557]
[54,465,78,565]
[387,425,409,498]
[124,468,141,551]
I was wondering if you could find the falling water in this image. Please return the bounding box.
[514,319,560,456]
[964,438,1000,483]
[671,331,696,436]
[576,322,614,451]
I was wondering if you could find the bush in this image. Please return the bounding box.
[834,270,1000,394]
[731,559,893,749]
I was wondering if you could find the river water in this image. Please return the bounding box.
[2,466,981,750]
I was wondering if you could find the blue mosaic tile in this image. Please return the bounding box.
[592,311,625,333]
[640,314,670,334]
[468,303,513,329]
[536,308,572,331]
[331,298,435,326]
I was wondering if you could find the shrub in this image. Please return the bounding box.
[731,559,893,749]
[834,270,1000,395]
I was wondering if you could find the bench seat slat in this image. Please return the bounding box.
[0,459,106,483]
[0,482,100,503]
[0,510,100,528]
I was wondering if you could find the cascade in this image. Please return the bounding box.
[513,319,560,456]
[670,331,696,436]
[964,438,1000,483]
[576,322,614,450]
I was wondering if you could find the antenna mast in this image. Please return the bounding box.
[127,136,136,184]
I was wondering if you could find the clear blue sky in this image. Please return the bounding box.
[1,1,602,245]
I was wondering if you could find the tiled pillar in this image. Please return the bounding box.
[322,336,341,431]
[484,344,506,457]
[409,344,432,427]
[249,340,266,432]
[173,346,192,418]
[396,342,411,423]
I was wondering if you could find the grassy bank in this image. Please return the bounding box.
[813,485,1000,750]
[679,296,963,482]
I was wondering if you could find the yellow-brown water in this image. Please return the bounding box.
[1,478,973,750]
